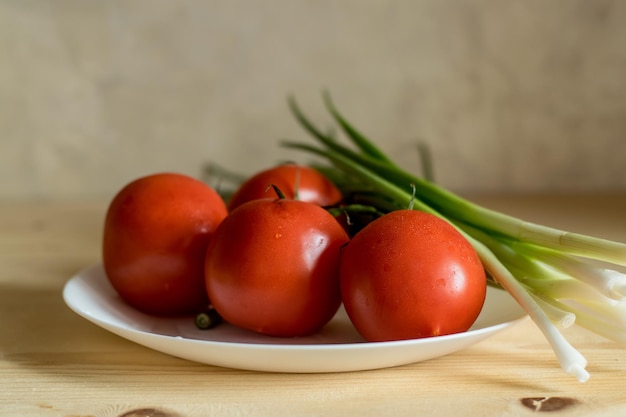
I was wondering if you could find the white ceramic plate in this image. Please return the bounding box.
[63,263,527,373]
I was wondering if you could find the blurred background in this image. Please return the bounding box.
[1,0,625,201]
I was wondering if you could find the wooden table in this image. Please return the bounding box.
[1,196,625,417]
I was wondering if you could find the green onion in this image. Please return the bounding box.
[283,93,626,382]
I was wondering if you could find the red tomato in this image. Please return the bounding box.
[103,173,228,315]
[227,164,342,211]
[205,197,350,337]
[340,210,486,341]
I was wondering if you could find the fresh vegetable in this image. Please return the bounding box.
[283,92,626,382]
[227,163,342,211]
[103,173,228,315]
[341,209,487,341]
[204,191,350,337]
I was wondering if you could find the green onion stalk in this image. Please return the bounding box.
[283,93,626,382]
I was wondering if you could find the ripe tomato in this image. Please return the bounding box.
[340,210,486,341]
[103,173,228,315]
[205,197,350,337]
[227,163,342,211]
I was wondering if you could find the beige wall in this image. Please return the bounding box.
[1,0,625,200]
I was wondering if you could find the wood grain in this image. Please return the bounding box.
[1,196,625,417]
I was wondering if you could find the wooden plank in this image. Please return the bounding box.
[1,197,625,417]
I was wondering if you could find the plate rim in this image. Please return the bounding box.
[63,263,528,371]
